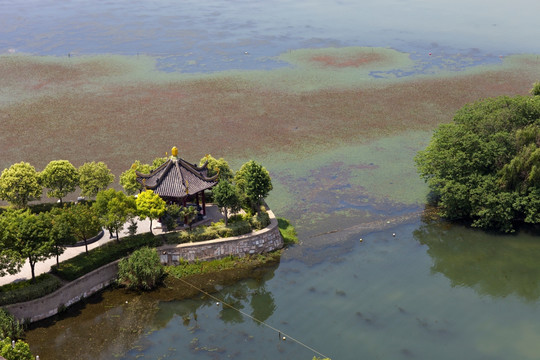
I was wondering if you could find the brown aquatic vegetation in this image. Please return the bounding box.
[0,56,537,178]
[309,53,384,68]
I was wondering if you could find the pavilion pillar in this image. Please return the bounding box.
[202,191,206,216]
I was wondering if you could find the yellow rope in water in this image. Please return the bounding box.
[176,277,331,359]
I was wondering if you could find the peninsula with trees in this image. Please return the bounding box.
[416,83,540,232]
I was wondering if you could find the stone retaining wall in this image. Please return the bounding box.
[158,210,283,264]
[5,211,283,323]
[5,260,119,323]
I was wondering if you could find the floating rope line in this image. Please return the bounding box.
[176,277,331,359]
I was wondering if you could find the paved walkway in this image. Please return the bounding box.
[0,205,224,286]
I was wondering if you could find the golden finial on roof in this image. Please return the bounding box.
[172,146,178,158]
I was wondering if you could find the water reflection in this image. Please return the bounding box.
[26,262,279,360]
[414,216,540,301]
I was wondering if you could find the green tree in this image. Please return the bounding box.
[1,210,55,282]
[415,93,540,232]
[531,82,540,96]
[0,162,42,208]
[49,206,77,266]
[0,212,25,277]
[117,247,164,290]
[235,160,273,213]
[213,179,241,225]
[0,308,24,340]
[120,158,167,195]
[78,161,115,198]
[179,205,198,231]
[200,154,234,181]
[94,189,137,240]
[69,204,103,254]
[0,337,33,360]
[162,203,183,232]
[40,160,79,203]
[136,190,166,234]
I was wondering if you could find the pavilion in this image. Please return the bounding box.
[136,147,219,216]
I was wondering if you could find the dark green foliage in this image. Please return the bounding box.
[49,206,77,266]
[277,217,298,245]
[0,308,24,339]
[179,205,198,230]
[235,160,273,213]
[250,210,270,230]
[0,210,56,282]
[117,247,164,290]
[162,204,183,232]
[28,202,62,214]
[213,179,241,225]
[94,189,137,240]
[0,337,33,360]
[416,93,540,232]
[68,203,102,254]
[52,233,162,281]
[0,274,61,306]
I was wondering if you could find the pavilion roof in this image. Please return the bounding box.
[136,157,218,199]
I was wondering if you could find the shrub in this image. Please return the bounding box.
[117,247,164,290]
[0,337,33,360]
[230,221,252,236]
[228,214,244,223]
[52,232,162,281]
[250,211,270,230]
[0,274,62,306]
[0,308,24,339]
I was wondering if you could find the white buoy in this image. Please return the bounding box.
[282,336,286,341]
[392,233,396,237]
[216,302,220,306]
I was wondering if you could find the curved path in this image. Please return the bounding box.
[0,205,223,286]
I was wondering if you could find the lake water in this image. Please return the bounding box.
[3,0,540,359]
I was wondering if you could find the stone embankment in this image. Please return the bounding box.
[5,210,283,323]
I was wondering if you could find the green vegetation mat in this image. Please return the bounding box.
[165,252,282,279]
[277,217,298,245]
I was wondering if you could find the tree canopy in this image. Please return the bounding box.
[68,204,103,254]
[415,91,540,232]
[0,210,55,282]
[119,157,167,195]
[94,189,137,240]
[199,154,234,181]
[235,160,273,213]
[78,161,115,198]
[0,162,42,208]
[136,190,166,234]
[40,160,79,203]
[213,179,241,225]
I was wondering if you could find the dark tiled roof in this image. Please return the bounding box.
[136,158,218,198]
